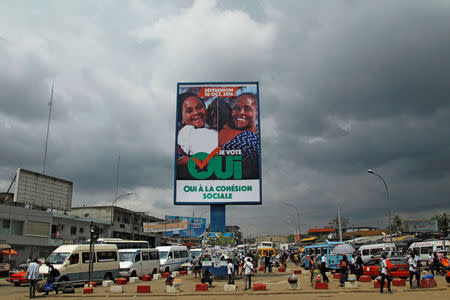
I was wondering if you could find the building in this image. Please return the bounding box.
[68,206,164,247]
[0,203,110,267]
[225,225,243,245]
[308,228,336,238]
[255,235,288,248]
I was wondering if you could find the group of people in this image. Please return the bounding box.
[25,258,59,298]
[176,92,260,179]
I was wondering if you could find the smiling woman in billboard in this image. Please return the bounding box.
[218,93,259,179]
[176,92,218,169]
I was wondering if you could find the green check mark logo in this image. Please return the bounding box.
[192,146,222,170]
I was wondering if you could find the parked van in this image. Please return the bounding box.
[40,244,120,281]
[156,245,189,272]
[357,243,397,263]
[408,240,450,266]
[119,248,159,278]
[189,248,202,262]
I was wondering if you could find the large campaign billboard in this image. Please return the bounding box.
[164,216,207,237]
[174,82,261,205]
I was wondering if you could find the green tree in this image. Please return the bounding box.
[390,214,404,233]
[287,234,295,243]
[432,213,449,238]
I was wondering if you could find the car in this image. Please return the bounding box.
[8,270,27,286]
[363,257,409,279]
[371,251,404,260]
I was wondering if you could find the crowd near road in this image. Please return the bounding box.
[1,238,449,299]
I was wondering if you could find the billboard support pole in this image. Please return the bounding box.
[210,204,226,232]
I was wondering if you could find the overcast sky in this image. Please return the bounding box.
[1,0,449,237]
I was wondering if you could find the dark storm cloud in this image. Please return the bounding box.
[0,0,448,234]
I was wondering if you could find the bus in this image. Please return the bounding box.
[94,238,150,250]
[300,241,346,270]
[408,240,450,266]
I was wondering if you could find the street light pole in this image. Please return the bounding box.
[285,202,301,237]
[368,169,391,242]
[110,192,133,233]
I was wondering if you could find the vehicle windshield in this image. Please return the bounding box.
[119,252,136,262]
[159,251,168,259]
[46,252,70,265]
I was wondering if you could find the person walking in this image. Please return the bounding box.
[45,262,59,295]
[355,253,364,281]
[243,257,254,290]
[320,255,329,282]
[264,253,271,273]
[193,256,202,278]
[408,253,420,288]
[227,258,235,284]
[26,259,40,299]
[232,254,239,277]
[379,253,392,294]
[339,255,349,287]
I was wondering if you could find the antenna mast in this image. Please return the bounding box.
[43,83,54,174]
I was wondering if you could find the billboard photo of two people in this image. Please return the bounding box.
[174,82,261,205]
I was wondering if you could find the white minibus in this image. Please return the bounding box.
[40,244,120,281]
[408,240,449,266]
[357,243,397,263]
[119,248,159,277]
[156,245,189,272]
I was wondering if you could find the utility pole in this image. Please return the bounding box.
[338,208,343,242]
[114,153,120,200]
[43,83,54,174]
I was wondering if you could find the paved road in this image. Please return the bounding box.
[1,264,448,300]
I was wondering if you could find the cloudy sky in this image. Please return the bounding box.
[1,0,449,236]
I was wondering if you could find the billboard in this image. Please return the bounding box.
[407,220,438,233]
[174,82,261,205]
[142,219,188,233]
[13,168,73,211]
[164,216,206,237]
[206,232,235,246]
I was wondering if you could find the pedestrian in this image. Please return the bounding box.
[264,253,271,273]
[310,258,321,287]
[45,262,59,295]
[269,254,274,273]
[193,256,202,278]
[201,268,213,287]
[243,257,254,290]
[227,258,234,284]
[432,252,440,275]
[379,253,392,293]
[355,253,364,281]
[26,256,31,265]
[321,255,329,282]
[349,254,356,275]
[26,258,40,299]
[427,251,434,274]
[339,255,349,287]
[232,254,239,276]
[408,253,420,288]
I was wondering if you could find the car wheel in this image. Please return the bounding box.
[165,266,170,273]
[13,282,20,287]
[59,276,69,282]
[130,271,137,278]
[152,268,157,275]
[104,273,113,280]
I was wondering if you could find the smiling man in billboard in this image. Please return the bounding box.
[175,82,261,205]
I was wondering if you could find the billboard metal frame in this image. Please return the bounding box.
[173,81,262,205]
[13,168,73,211]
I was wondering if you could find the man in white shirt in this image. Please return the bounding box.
[379,254,392,294]
[321,255,329,282]
[227,258,234,284]
[26,259,40,298]
[243,257,254,290]
[408,253,420,288]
